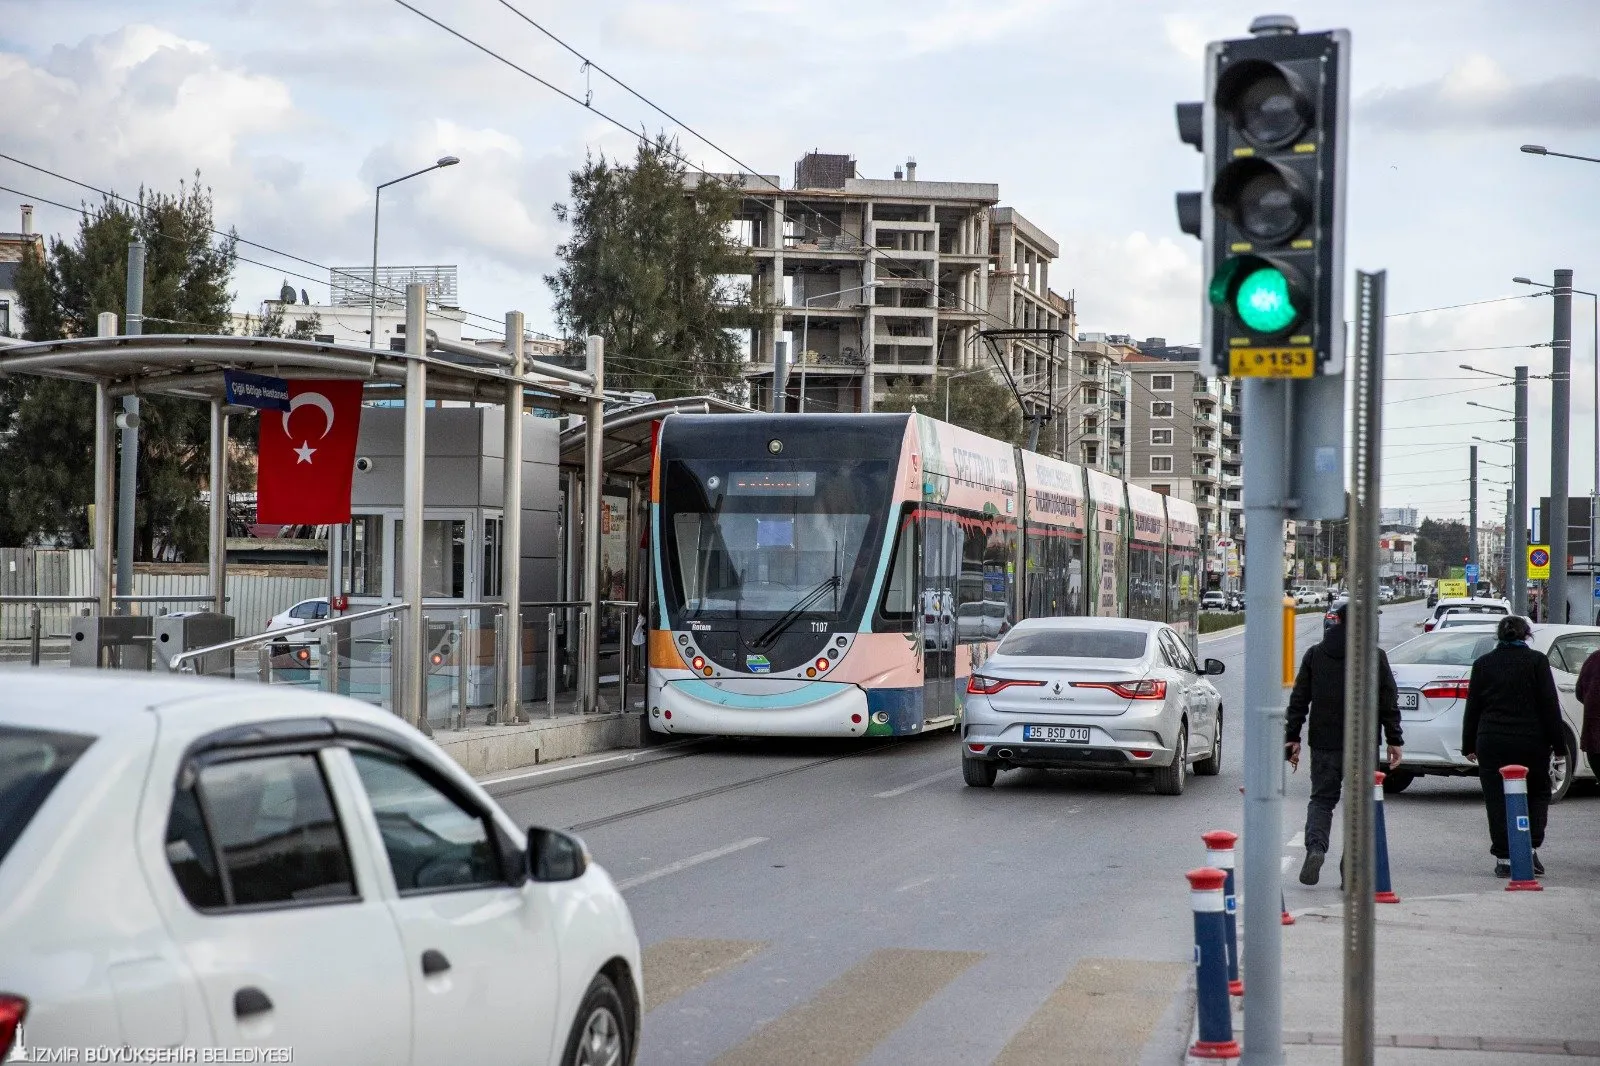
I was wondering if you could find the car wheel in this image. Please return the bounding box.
[962,755,998,788]
[1381,769,1415,794]
[561,974,631,1066]
[1154,723,1187,796]
[1194,710,1222,776]
[1551,731,1579,803]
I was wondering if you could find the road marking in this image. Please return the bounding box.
[1282,856,1295,875]
[1287,831,1305,849]
[712,948,981,1066]
[995,957,1188,1066]
[894,875,937,893]
[615,836,767,891]
[477,742,692,785]
[874,768,960,798]
[642,938,769,1012]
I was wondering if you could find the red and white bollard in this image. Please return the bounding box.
[1499,765,1543,892]
[1187,868,1241,1060]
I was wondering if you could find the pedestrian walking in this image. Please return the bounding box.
[1284,602,1404,886]
[1465,615,1565,877]
[1576,645,1600,776]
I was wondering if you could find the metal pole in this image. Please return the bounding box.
[28,605,41,667]
[1341,269,1387,1066]
[583,335,605,713]
[117,238,145,611]
[457,609,470,728]
[1513,367,1530,616]
[799,307,810,413]
[94,313,117,618]
[547,609,558,718]
[772,340,788,413]
[209,401,228,614]
[401,283,429,732]
[502,311,526,723]
[369,188,381,349]
[1551,269,1573,621]
[1469,445,1478,571]
[1240,377,1288,1065]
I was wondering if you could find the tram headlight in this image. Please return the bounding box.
[872,711,889,726]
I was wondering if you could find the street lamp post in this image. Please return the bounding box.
[943,366,993,423]
[798,282,875,413]
[370,156,460,350]
[1464,364,1531,613]
[1521,144,1600,165]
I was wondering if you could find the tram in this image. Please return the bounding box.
[646,413,1201,738]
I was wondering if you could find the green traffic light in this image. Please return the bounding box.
[1234,265,1298,334]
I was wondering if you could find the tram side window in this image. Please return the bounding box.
[1129,544,1164,622]
[1025,530,1084,620]
[878,509,915,630]
[920,513,961,645]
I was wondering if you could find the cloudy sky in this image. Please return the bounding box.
[2,0,1597,526]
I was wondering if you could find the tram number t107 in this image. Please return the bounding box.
[811,622,829,633]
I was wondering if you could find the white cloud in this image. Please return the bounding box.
[1060,230,1199,342]
[1363,54,1600,131]
[1162,14,1209,62]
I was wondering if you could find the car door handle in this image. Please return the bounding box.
[234,987,273,1019]
[421,949,451,976]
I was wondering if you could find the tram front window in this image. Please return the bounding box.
[673,511,872,617]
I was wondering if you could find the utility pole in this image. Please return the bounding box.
[1469,446,1478,570]
[116,238,145,611]
[1550,269,1574,621]
[772,340,788,413]
[1513,366,1530,615]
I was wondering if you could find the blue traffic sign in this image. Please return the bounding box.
[1464,563,1480,585]
[223,370,290,411]
[1592,573,1600,599]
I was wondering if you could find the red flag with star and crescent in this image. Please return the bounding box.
[256,380,365,524]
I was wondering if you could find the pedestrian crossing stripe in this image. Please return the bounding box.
[642,938,769,1012]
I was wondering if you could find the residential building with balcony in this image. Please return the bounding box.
[0,204,45,338]
[1067,333,1139,476]
[726,153,1069,427]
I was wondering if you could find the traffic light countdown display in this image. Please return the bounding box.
[1177,21,1349,377]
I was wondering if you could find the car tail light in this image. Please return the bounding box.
[1070,679,1168,700]
[966,675,1044,695]
[1421,680,1470,700]
[0,996,26,1062]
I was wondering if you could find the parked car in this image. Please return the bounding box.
[1383,624,1600,799]
[1201,591,1227,612]
[1434,610,1504,631]
[1423,596,1509,633]
[266,597,331,633]
[0,673,643,1066]
[960,617,1225,795]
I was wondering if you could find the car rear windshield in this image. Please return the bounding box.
[998,628,1148,659]
[1389,632,1498,666]
[0,725,95,866]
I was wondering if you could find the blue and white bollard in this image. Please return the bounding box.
[1499,764,1543,892]
[1202,830,1243,996]
[1373,771,1401,904]
[1187,867,1241,1059]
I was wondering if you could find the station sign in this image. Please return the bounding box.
[224,370,291,411]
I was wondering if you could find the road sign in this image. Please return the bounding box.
[1592,574,1600,599]
[1438,579,1469,598]
[1528,545,1551,580]
[223,370,290,411]
[1464,563,1480,584]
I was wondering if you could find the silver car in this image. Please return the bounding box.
[1385,624,1599,800]
[960,617,1225,795]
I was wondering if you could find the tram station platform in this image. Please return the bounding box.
[432,704,649,777]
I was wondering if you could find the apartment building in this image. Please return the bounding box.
[729,153,1070,427]
[1067,332,1138,476]
[0,205,45,338]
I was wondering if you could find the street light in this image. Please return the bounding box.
[1521,144,1600,165]
[370,155,460,350]
[943,366,995,423]
[1465,400,1514,417]
[798,282,875,412]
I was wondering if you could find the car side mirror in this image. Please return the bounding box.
[527,827,589,882]
[1203,658,1226,676]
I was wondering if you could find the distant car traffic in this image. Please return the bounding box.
[1423,597,1509,633]
[1434,611,1504,631]
[1226,591,1245,611]
[960,617,1225,795]
[1201,591,1227,612]
[0,673,643,1066]
[1384,625,1599,799]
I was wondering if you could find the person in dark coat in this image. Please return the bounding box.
[1284,602,1404,885]
[1576,646,1600,774]
[1462,614,1565,878]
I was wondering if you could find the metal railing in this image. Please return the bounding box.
[1,593,224,667]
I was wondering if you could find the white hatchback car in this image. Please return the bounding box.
[0,673,642,1066]
[1385,624,1599,800]
[1423,596,1509,633]
[960,617,1225,795]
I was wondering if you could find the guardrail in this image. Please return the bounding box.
[1,594,226,667]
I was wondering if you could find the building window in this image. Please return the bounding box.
[1151,400,1174,419]
[1150,455,1174,474]
[1151,373,1174,391]
[1084,415,1099,434]
[1084,444,1099,465]
[1084,386,1099,404]
[0,300,10,336]
[1150,428,1173,446]
[314,333,335,344]
[1152,484,1171,496]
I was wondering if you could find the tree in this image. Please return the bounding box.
[546,134,756,402]
[0,177,237,556]
[877,369,1025,446]
[1415,518,1471,578]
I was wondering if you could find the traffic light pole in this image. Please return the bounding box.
[1240,377,1289,1065]
[1550,269,1573,621]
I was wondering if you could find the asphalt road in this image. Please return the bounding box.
[487,600,1600,1065]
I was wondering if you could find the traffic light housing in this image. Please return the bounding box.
[1176,18,1349,378]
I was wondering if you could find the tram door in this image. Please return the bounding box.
[919,512,959,721]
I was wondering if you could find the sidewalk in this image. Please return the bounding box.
[1189,887,1600,1062]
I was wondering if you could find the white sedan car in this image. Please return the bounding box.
[0,673,642,1066]
[1385,624,1599,800]
[1423,596,1509,633]
[960,617,1225,795]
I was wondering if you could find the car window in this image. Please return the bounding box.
[1389,632,1498,666]
[351,751,502,893]
[314,601,330,619]
[997,628,1148,659]
[176,753,358,909]
[0,726,95,867]
[1550,634,1600,675]
[1163,631,1200,672]
[290,601,317,619]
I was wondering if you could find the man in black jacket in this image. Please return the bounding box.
[1284,603,1404,885]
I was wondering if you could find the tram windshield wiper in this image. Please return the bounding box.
[749,574,841,650]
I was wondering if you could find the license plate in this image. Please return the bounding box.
[1398,691,1419,710]
[1228,347,1315,378]
[1023,725,1090,743]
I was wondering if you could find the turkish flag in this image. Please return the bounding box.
[256,380,364,524]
